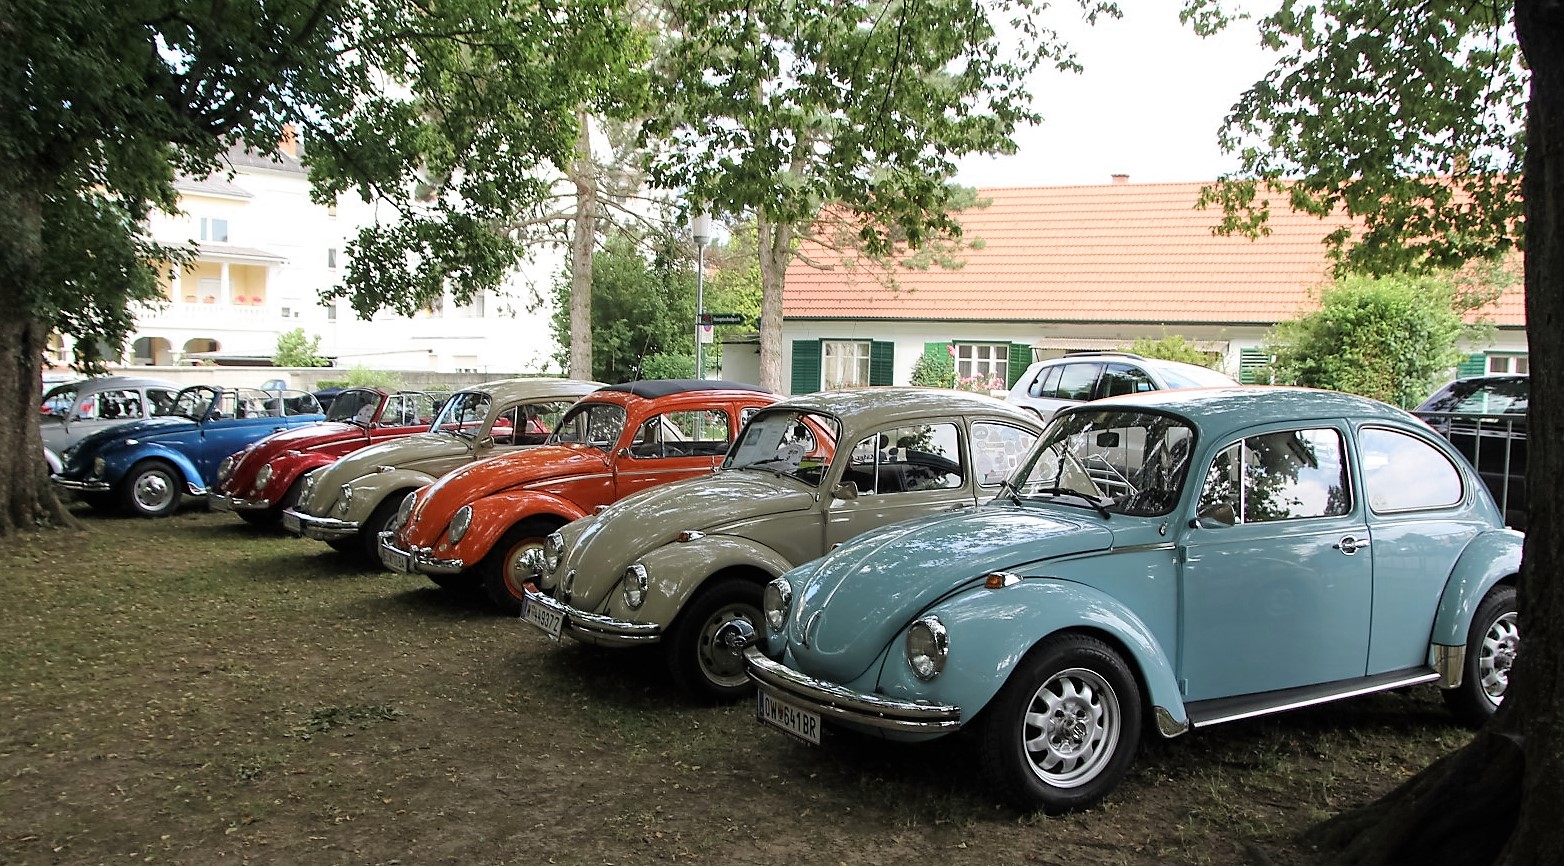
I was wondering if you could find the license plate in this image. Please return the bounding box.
[757,690,821,745]
[521,598,564,640]
[381,547,410,574]
[281,511,301,534]
[209,496,233,513]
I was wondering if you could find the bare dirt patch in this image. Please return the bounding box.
[0,508,1470,865]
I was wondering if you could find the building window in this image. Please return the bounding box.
[327,248,338,269]
[822,341,871,389]
[326,303,337,321]
[200,217,229,243]
[1488,355,1529,374]
[280,306,292,318]
[953,343,1009,390]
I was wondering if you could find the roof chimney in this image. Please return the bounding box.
[279,124,299,158]
[1111,174,1129,184]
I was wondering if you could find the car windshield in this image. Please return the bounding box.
[326,389,380,424]
[431,390,492,437]
[169,386,220,420]
[548,402,627,450]
[1014,409,1196,516]
[723,408,840,487]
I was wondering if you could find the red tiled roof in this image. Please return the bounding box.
[783,181,1526,328]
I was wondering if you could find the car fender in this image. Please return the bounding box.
[107,443,204,493]
[1431,528,1524,647]
[457,490,590,562]
[602,535,797,627]
[874,579,1189,735]
[341,469,435,523]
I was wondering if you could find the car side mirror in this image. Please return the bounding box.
[832,480,859,500]
[1190,502,1237,529]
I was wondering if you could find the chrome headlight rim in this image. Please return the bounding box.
[544,532,564,574]
[336,483,353,515]
[395,491,416,531]
[448,504,473,544]
[762,576,792,632]
[622,562,649,610]
[906,615,949,681]
[253,463,274,492]
[216,455,237,484]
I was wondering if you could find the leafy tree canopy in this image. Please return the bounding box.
[550,230,696,382]
[1126,334,1221,368]
[273,328,328,368]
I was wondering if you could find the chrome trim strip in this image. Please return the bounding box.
[744,646,962,733]
[1191,671,1440,728]
[1435,643,1466,689]
[520,586,662,645]
[283,509,361,540]
[52,478,111,493]
[527,472,612,488]
[1106,541,1178,555]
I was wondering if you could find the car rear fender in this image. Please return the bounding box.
[1431,528,1524,647]
[461,490,589,556]
[606,535,796,626]
[875,579,1189,737]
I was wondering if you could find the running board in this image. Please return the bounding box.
[1185,668,1440,728]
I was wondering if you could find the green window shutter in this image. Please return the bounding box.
[923,341,948,360]
[791,340,822,395]
[869,341,895,386]
[1008,343,1032,387]
[1239,349,1272,384]
[1457,353,1487,377]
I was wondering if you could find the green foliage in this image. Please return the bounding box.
[1128,334,1220,368]
[910,351,955,388]
[274,329,327,368]
[639,353,696,380]
[1264,273,1481,408]
[316,368,404,390]
[551,231,695,382]
[704,221,764,333]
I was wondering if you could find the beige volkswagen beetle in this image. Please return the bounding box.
[522,388,1043,701]
[283,377,601,558]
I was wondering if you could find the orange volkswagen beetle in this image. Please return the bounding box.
[380,379,779,612]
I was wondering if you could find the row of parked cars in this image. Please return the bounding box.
[44,368,1525,813]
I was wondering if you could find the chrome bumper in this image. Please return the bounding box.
[282,508,359,540]
[519,585,662,646]
[742,644,962,735]
[209,493,271,513]
[52,476,111,493]
[378,533,464,575]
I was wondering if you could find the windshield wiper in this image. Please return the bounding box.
[1029,486,1113,518]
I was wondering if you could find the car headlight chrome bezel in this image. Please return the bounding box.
[622,563,649,610]
[253,463,274,492]
[448,505,473,544]
[336,484,353,515]
[395,491,416,531]
[905,615,949,680]
[544,532,565,574]
[762,577,792,632]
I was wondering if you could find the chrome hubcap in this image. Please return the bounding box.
[698,606,759,687]
[503,541,545,598]
[1479,611,1519,704]
[1022,667,1120,788]
[134,472,174,511]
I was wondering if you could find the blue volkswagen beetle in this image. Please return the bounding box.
[53,385,324,517]
[726,387,1522,813]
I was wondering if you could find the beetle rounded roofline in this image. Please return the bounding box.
[452,377,605,401]
[600,379,775,399]
[1075,386,1417,433]
[769,387,1040,426]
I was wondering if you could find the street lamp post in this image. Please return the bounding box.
[691,213,712,380]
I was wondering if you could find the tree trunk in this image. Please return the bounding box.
[755,210,792,394]
[568,108,596,382]
[1312,2,1564,863]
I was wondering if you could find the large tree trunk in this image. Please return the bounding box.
[568,109,596,382]
[1313,2,1564,863]
[755,210,792,394]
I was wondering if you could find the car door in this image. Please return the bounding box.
[1177,423,1372,701]
[824,420,971,548]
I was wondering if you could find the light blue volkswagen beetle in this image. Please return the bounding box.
[724,387,1522,813]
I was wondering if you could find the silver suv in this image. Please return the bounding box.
[1004,352,1236,420]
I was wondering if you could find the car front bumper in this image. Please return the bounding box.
[519,585,662,646]
[743,645,962,735]
[377,533,464,575]
[52,476,111,493]
[209,492,272,513]
[281,508,359,540]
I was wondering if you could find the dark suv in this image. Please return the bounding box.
[1414,374,1527,529]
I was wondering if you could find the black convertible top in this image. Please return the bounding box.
[602,379,772,399]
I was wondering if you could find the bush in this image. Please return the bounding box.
[1128,334,1220,368]
[910,350,955,388]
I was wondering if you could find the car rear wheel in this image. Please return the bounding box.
[120,460,182,518]
[1443,584,1518,727]
[360,497,405,563]
[976,633,1142,814]
[667,578,764,702]
[481,519,556,614]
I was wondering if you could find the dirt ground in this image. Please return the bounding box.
[0,507,1470,866]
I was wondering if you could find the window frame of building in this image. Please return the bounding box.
[199,217,229,243]
[952,342,1010,388]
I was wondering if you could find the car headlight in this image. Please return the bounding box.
[905,616,949,680]
[254,463,274,492]
[336,484,353,515]
[622,563,648,609]
[216,455,236,484]
[92,457,106,477]
[763,577,792,632]
[395,491,416,530]
[448,505,473,544]
[545,532,564,574]
[298,471,317,505]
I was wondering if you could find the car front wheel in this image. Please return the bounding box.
[667,578,764,702]
[1443,583,1518,727]
[481,519,555,614]
[976,633,1142,814]
[120,460,183,518]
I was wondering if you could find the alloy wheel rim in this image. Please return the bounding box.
[1022,666,1120,789]
[1479,611,1519,704]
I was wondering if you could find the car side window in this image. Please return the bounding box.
[1051,363,1102,401]
[94,389,145,420]
[147,388,178,416]
[1198,428,1349,524]
[631,410,732,459]
[1027,364,1061,398]
[845,423,963,494]
[971,422,1039,486]
[1099,364,1155,398]
[1359,426,1463,512]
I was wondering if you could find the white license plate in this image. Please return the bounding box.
[209,496,233,513]
[521,598,564,640]
[757,690,821,745]
[382,548,410,574]
[281,511,301,534]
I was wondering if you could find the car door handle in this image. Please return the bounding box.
[273,426,286,433]
[1334,536,1370,555]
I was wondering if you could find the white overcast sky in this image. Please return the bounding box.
[953,1,1278,188]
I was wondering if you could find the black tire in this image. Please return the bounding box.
[975,633,1142,814]
[481,518,557,614]
[119,459,183,518]
[360,496,406,563]
[1443,583,1518,727]
[666,578,764,702]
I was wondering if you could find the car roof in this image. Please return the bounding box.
[599,379,775,399]
[1074,386,1416,438]
[769,387,1041,431]
[460,378,605,400]
[46,375,180,394]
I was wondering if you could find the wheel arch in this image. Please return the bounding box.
[1431,529,1524,649]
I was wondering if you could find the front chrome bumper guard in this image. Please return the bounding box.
[282,508,360,540]
[377,532,464,575]
[520,585,662,646]
[719,622,962,734]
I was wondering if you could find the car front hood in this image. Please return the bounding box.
[404,446,607,540]
[60,417,196,471]
[786,505,1113,684]
[565,470,816,607]
[256,422,361,454]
